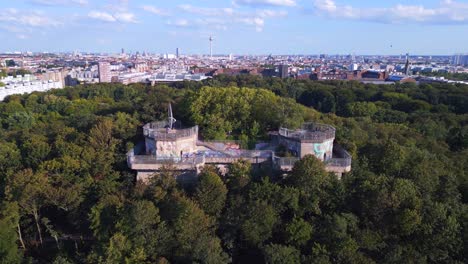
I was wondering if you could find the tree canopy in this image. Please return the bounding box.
[0,77,466,263]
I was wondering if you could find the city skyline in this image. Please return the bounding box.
[1,0,468,55]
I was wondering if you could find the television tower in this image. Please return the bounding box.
[209,36,214,59]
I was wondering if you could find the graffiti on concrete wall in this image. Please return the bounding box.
[313,140,333,157]
[156,137,197,158]
[145,138,156,155]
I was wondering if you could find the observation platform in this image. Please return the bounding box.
[128,148,273,171]
[127,153,205,171]
[129,113,352,181]
[274,144,352,177]
[278,123,335,143]
[143,121,198,141]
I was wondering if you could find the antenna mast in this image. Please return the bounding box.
[168,103,176,129]
[209,36,213,59]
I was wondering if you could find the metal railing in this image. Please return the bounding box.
[197,140,229,150]
[144,121,169,129]
[324,157,351,167]
[325,145,352,167]
[143,125,198,141]
[274,156,351,168]
[205,157,270,164]
[302,122,336,132]
[274,157,300,167]
[279,123,335,142]
[128,151,205,166]
[201,140,242,145]
[231,150,273,158]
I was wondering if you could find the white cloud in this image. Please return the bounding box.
[31,0,88,6]
[114,12,137,23]
[88,11,116,22]
[239,17,265,32]
[166,19,190,27]
[106,0,130,13]
[141,5,169,16]
[178,5,235,16]
[0,8,62,27]
[17,34,29,39]
[234,0,296,7]
[257,9,288,18]
[313,0,468,24]
[0,9,59,40]
[315,0,336,12]
[175,5,288,31]
[88,10,137,23]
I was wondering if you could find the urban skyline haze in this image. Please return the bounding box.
[1,0,468,55]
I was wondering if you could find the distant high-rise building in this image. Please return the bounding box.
[65,75,78,87]
[164,54,176,59]
[121,48,125,55]
[176,48,179,58]
[349,63,358,71]
[404,53,411,76]
[98,62,111,83]
[279,64,289,79]
[452,54,468,66]
[135,62,148,73]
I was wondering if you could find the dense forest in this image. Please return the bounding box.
[0,75,467,263]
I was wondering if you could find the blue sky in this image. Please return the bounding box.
[1,0,468,55]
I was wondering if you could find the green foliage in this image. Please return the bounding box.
[165,192,229,263]
[8,68,31,77]
[227,159,252,192]
[5,60,15,67]
[0,141,21,175]
[4,111,35,129]
[90,194,124,241]
[241,200,278,246]
[0,202,22,264]
[20,134,51,169]
[288,155,328,191]
[194,166,228,219]
[422,71,468,81]
[284,218,313,247]
[187,86,310,139]
[263,244,301,264]
[88,119,120,177]
[298,88,336,113]
[0,78,465,263]
[103,232,133,263]
[345,102,378,117]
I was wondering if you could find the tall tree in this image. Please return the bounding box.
[88,118,120,178]
[0,202,23,263]
[194,166,228,219]
[5,169,50,246]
